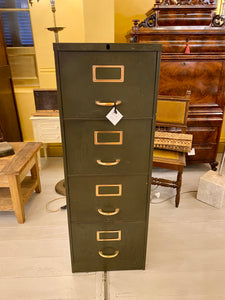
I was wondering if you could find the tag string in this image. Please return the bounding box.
[114,101,117,114]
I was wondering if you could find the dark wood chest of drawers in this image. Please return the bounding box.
[128,1,225,170]
[54,43,161,272]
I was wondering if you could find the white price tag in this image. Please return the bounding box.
[106,107,123,126]
[188,148,195,156]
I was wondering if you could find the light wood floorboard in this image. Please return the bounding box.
[1,157,225,299]
[109,155,225,299]
[0,158,104,300]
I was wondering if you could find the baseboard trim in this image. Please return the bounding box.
[218,142,225,153]
[40,143,63,157]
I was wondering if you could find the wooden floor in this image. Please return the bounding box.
[1,157,225,299]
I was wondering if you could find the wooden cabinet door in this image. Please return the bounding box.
[0,14,21,141]
[159,59,224,106]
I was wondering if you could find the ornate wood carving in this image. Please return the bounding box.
[138,14,156,28]
[160,0,215,5]
[212,14,225,27]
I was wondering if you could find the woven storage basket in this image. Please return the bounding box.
[154,131,193,152]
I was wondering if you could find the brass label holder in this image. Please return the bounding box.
[94,131,123,145]
[96,230,121,241]
[95,184,122,197]
[92,65,124,83]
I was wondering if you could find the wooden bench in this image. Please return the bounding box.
[0,142,42,223]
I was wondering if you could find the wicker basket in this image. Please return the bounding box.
[154,131,193,152]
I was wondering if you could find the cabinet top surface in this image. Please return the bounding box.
[132,27,225,34]
[30,116,59,120]
[0,142,42,175]
[53,43,162,52]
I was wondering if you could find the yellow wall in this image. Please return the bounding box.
[14,0,85,143]
[13,0,114,145]
[219,119,225,151]
[30,0,85,88]
[219,0,225,151]
[114,0,154,43]
[216,0,224,14]
[14,87,36,141]
[83,0,114,42]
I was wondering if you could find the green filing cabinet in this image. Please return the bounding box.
[54,43,161,272]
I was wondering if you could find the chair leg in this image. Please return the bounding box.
[175,169,183,208]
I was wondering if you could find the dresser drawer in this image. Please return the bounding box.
[35,124,61,142]
[70,222,146,272]
[38,132,61,143]
[31,117,62,143]
[67,175,149,223]
[187,143,218,163]
[186,127,218,144]
[58,51,157,118]
[64,119,153,175]
[36,120,60,130]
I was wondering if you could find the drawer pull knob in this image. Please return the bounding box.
[98,208,120,216]
[97,159,120,166]
[98,250,119,258]
[95,100,122,106]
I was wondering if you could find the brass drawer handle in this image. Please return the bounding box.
[98,250,119,259]
[95,100,122,106]
[96,159,120,166]
[98,208,120,216]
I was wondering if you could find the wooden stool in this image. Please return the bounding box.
[0,142,42,223]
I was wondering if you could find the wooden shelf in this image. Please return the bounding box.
[0,176,37,211]
[0,193,13,211]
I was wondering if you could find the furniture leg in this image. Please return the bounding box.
[37,150,41,170]
[210,161,218,171]
[175,169,183,208]
[43,143,47,160]
[30,156,41,193]
[8,175,25,224]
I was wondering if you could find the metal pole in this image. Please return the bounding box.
[51,2,59,43]
[218,146,225,175]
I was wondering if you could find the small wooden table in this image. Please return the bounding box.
[0,142,42,223]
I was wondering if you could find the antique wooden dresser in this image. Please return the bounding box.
[54,43,161,272]
[128,0,225,170]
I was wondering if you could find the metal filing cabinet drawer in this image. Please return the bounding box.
[54,43,161,272]
[64,119,153,175]
[67,175,149,223]
[58,50,157,119]
[70,222,146,272]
